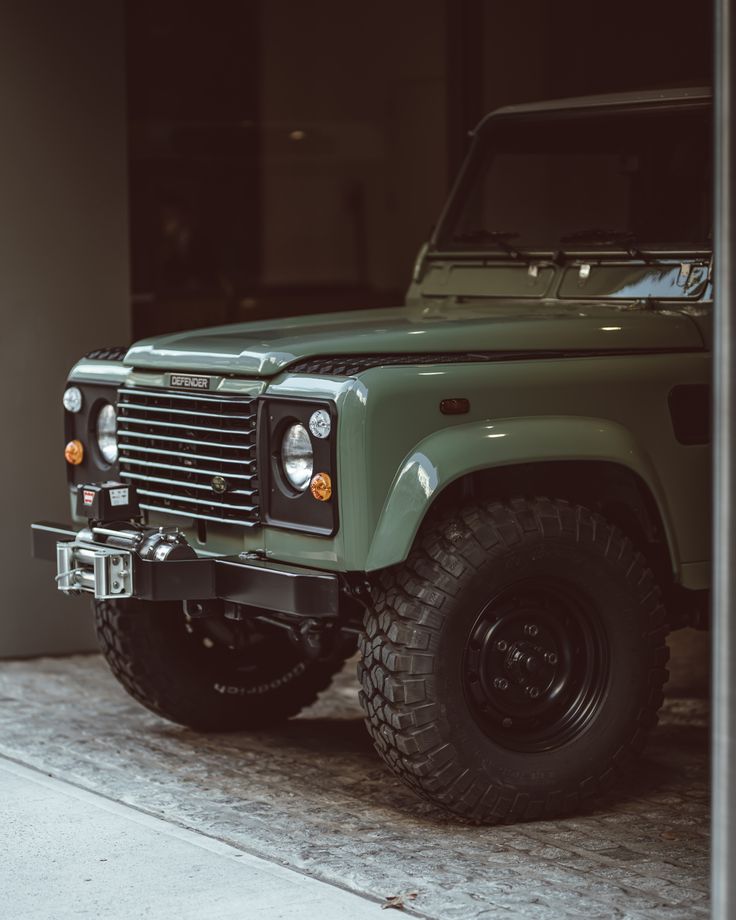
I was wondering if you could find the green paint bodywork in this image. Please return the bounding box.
[124,289,704,377]
[68,91,713,591]
[367,415,680,572]
[71,296,712,588]
[269,341,710,585]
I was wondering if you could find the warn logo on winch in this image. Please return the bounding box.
[169,373,211,390]
[82,489,95,506]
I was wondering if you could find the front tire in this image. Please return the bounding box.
[95,599,349,731]
[358,498,669,823]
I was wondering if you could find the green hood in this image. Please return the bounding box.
[124,301,705,377]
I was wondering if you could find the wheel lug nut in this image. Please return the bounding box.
[495,640,508,652]
[524,624,539,637]
[527,686,540,698]
[545,651,558,665]
[493,677,509,690]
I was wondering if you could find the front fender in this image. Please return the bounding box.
[365,415,678,573]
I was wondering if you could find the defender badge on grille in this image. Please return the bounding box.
[211,475,228,494]
[169,373,211,390]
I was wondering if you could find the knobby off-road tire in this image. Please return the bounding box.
[358,498,669,824]
[95,599,348,731]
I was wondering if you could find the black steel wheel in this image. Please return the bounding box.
[359,498,669,824]
[463,579,609,752]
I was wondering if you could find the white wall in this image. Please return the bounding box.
[0,2,130,656]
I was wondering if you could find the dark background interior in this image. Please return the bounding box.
[0,0,712,658]
[126,0,713,339]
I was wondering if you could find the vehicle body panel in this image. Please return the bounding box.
[62,86,712,593]
[68,301,711,585]
[123,295,705,377]
[351,352,710,580]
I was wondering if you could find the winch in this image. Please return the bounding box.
[56,521,197,599]
[34,481,340,616]
[55,482,196,599]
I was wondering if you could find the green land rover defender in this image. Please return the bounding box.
[34,87,712,824]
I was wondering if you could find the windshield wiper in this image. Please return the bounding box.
[451,230,531,264]
[559,228,653,262]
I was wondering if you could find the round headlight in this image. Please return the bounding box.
[63,386,83,413]
[281,423,313,492]
[95,403,118,464]
[308,409,331,439]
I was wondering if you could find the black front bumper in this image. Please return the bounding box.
[31,521,339,619]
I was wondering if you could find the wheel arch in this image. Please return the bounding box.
[365,416,680,581]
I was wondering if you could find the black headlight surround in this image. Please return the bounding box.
[259,397,338,535]
[64,383,120,484]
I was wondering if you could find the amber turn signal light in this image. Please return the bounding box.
[310,472,332,502]
[64,439,84,465]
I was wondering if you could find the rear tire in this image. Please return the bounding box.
[95,599,349,731]
[358,497,669,823]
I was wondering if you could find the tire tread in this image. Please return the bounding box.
[357,497,669,824]
[95,599,345,731]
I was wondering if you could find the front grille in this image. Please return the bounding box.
[117,387,259,527]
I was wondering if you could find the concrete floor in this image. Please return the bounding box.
[0,653,710,920]
[1,758,384,919]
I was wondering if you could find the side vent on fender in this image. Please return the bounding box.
[668,384,710,445]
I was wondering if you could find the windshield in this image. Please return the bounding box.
[439,105,711,254]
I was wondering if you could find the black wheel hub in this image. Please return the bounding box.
[463,580,608,752]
